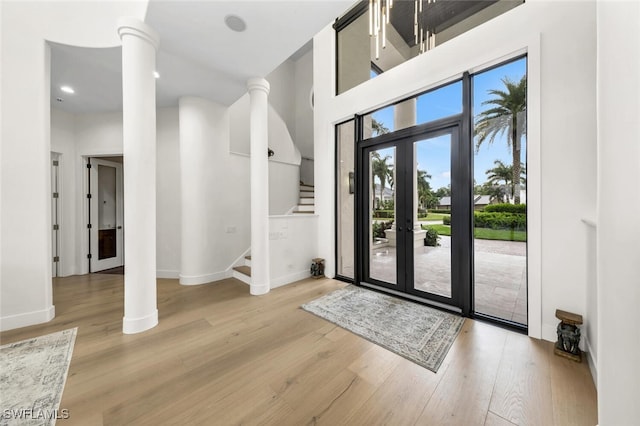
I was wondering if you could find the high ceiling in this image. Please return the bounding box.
[390,0,502,47]
[50,0,354,113]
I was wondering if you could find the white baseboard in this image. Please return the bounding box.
[542,323,557,344]
[585,335,598,388]
[271,270,312,289]
[123,309,158,334]
[0,305,55,332]
[179,270,232,285]
[156,270,179,279]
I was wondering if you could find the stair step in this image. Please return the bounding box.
[232,265,251,285]
[233,266,251,277]
[292,210,315,214]
[245,256,251,260]
[296,204,315,212]
[300,184,314,191]
[300,191,314,197]
[299,198,314,205]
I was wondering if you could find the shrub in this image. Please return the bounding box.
[474,212,526,231]
[443,215,451,225]
[484,203,527,214]
[424,228,440,247]
[373,210,395,219]
[372,220,394,239]
[429,209,452,214]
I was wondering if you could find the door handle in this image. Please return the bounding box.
[397,227,403,232]
[117,226,122,229]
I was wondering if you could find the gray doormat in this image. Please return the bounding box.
[302,286,464,372]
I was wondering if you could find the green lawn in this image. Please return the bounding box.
[417,213,450,221]
[423,224,527,242]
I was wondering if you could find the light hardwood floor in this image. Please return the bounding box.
[0,274,597,425]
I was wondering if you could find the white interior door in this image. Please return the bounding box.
[90,158,124,272]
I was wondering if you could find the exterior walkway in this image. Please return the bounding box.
[371,236,527,325]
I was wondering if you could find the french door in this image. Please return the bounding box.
[357,122,472,312]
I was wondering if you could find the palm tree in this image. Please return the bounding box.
[475,76,526,204]
[372,118,390,136]
[416,169,432,209]
[371,151,392,210]
[485,160,513,202]
[485,159,527,202]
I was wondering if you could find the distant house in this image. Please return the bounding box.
[373,184,394,207]
[437,196,452,210]
[437,195,493,210]
[474,195,492,210]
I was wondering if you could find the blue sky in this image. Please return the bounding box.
[371,57,527,191]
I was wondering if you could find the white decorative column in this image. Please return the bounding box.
[247,78,271,295]
[117,17,159,334]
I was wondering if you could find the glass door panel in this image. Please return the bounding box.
[412,135,452,298]
[89,158,124,272]
[368,147,397,285]
[360,125,464,308]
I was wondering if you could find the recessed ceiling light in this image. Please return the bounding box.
[225,15,246,32]
[154,71,160,79]
[60,86,75,94]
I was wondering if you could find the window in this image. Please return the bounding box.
[335,0,524,94]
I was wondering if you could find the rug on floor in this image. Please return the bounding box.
[0,328,77,425]
[302,286,464,372]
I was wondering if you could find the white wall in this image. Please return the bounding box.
[596,1,640,424]
[74,112,123,276]
[266,59,296,137]
[314,0,597,343]
[156,107,181,278]
[51,108,78,277]
[49,108,182,279]
[179,97,251,284]
[229,94,301,215]
[269,215,318,288]
[294,49,315,159]
[0,1,146,331]
[269,161,300,215]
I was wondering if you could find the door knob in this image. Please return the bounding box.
[117,226,122,229]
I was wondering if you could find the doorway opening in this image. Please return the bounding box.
[87,156,124,273]
[337,56,528,329]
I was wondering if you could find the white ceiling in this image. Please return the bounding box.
[50,0,354,113]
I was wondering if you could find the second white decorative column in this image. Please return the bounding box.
[117,17,159,334]
[247,78,271,295]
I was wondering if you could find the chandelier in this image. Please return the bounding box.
[369,0,435,60]
[415,0,436,54]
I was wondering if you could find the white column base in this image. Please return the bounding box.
[250,283,270,296]
[123,309,158,334]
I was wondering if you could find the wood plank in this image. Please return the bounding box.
[550,343,598,425]
[416,320,508,425]
[0,275,599,425]
[488,332,554,425]
[484,411,518,426]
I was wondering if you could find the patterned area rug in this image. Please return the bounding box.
[0,328,77,425]
[302,286,464,372]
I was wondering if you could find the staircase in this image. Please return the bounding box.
[292,183,315,214]
[233,183,314,285]
[232,255,252,284]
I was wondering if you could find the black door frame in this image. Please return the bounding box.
[354,73,473,316]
